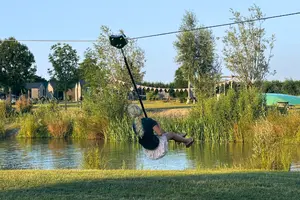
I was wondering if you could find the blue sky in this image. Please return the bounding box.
[1,0,300,83]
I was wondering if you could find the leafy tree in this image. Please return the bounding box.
[174,67,188,88]
[0,37,36,97]
[223,4,276,87]
[174,11,221,103]
[95,26,145,85]
[80,26,146,120]
[31,75,47,83]
[282,79,299,96]
[261,80,283,93]
[48,43,79,110]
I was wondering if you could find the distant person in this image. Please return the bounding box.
[128,104,194,160]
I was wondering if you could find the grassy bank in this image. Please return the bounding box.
[1,170,300,199]
[3,88,300,143]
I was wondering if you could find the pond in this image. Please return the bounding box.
[1,138,300,171]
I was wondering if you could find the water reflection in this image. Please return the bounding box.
[1,138,300,170]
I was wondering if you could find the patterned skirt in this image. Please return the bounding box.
[144,133,168,160]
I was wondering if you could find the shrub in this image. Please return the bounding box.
[15,95,32,113]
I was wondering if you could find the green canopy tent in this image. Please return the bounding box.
[264,93,300,106]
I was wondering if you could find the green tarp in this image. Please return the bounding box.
[265,93,300,106]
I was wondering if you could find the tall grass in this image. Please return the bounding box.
[103,116,136,141]
[152,88,266,142]
[17,113,48,138]
[45,111,72,138]
[72,114,108,139]
[248,110,300,170]
[0,120,5,138]
[15,95,32,113]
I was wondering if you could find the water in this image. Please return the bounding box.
[1,138,300,170]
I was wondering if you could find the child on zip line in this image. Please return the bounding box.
[128,104,194,160]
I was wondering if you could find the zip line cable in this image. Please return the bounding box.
[1,11,300,43]
[131,11,300,40]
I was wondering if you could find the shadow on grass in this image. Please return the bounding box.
[1,171,300,200]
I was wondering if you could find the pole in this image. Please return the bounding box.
[121,49,148,118]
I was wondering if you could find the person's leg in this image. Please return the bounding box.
[165,132,193,145]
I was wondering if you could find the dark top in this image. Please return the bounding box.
[133,118,159,150]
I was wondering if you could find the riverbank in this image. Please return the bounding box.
[1,170,300,199]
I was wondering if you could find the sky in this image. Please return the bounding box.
[1,0,300,83]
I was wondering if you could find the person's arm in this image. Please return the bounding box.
[153,124,164,136]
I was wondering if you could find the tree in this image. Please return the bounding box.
[0,37,36,97]
[31,75,47,83]
[80,26,146,120]
[174,67,188,88]
[174,11,221,103]
[223,4,276,87]
[48,43,79,110]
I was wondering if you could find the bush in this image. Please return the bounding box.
[15,95,32,113]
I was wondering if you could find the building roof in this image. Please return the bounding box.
[25,82,45,89]
[48,80,57,89]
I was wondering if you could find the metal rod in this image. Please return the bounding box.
[121,49,148,118]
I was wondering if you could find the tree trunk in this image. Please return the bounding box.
[186,81,194,104]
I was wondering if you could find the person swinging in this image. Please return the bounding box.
[128,104,194,160]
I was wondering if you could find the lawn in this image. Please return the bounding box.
[1,170,300,200]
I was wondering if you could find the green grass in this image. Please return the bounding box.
[1,170,300,199]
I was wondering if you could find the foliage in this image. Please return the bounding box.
[0,101,7,119]
[48,43,79,110]
[250,110,300,170]
[103,116,136,141]
[0,100,13,118]
[17,113,48,138]
[174,67,188,88]
[45,111,72,138]
[174,11,221,100]
[223,4,276,87]
[30,75,47,83]
[15,95,32,114]
[80,26,145,121]
[261,79,300,95]
[153,88,265,142]
[140,81,173,88]
[261,80,284,93]
[0,37,36,95]
[72,113,108,139]
[146,91,158,101]
[0,120,4,138]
